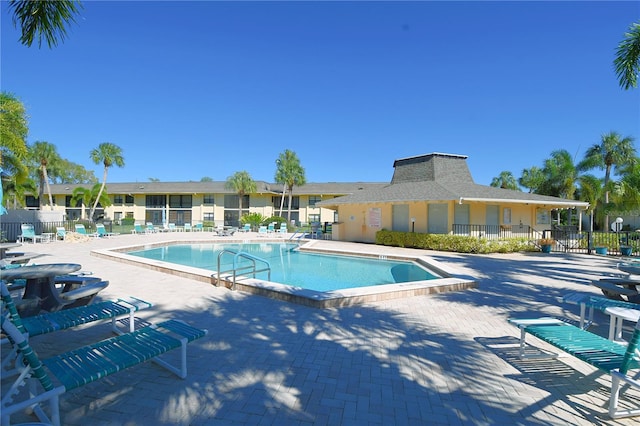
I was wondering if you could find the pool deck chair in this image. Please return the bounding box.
[1,281,152,376]
[131,223,145,234]
[95,223,118,238]
[0,282,207,426]
[508,317,640,419]
[74,223,98,238]
[18,224,44,244]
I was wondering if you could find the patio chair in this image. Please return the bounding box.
[95,223,118,238]
[183,223,192,232]
[241,223,251,233]
[145,222,159,234]
[0,282,207,426]
[0,281,151,377]
[258,226,268,237]
[509,317,640,418]
[132,223,145,234]
[74,224,98,238]
[18,224,44,244]
[193,223,203,232]
[55,227,66,241]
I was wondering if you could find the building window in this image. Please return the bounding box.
[125,212,134,219]
[224,194,249,209]
[309,196,321,207]
[204,212,214,221]
[203,194,215,205]
[125,195,134,204]
[113,195,124,204]
[145,195,166,208]
[272,196,299,209]
[169,194,192,208]
[25,196,39,208]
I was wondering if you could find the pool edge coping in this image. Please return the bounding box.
[91,239,477,308]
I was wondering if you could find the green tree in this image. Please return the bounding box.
[490,171,520,190]
[578,131,636,229]
[614,21,640,90]
[518,166,545,193]
[540,149,579,199]
[274,149,306,222]
[1,167,35,210]
[200,176,213,182]
[0,92,29,168]
[29,141,60,210]
[89,142,124,221]
[7,0,83,48]
[71,183,111,220]
[609,160,640,214]
[225,171,256,224]
[52,159,97,184]
[576,174,604,232]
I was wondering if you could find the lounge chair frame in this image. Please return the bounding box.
[509,317,640,419]
[1,281,207,426]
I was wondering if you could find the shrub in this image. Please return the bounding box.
[121,217,135,226]
[375,229,535,254]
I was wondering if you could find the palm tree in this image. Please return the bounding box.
[30,141,60,210]
[609,160,640,214]
[71,184,111,220]
[578,131,637,229]
[7,0,83,48]
[518,166,545,193]
[490,171,520,190]
[614,21,640,90]
[540,149,579,199]
[576,174,604,232]
[89,142,124,221]
[224,171,256,226]
[274,149,306,221]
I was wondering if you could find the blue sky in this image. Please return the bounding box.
[1,1,639,186]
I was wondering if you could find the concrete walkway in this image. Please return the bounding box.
[3,232,639,425]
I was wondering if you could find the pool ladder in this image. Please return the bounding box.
[216,249,271,291]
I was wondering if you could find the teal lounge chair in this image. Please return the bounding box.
[18,224,44,244]
[96,223,118,238]
[509,317,640,418]
[0,281,207,426]
[132,223,145,234]
[74,223,98,237]
[55,227,66,241]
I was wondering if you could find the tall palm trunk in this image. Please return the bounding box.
[42,166,54,210]
[90,167,108,221]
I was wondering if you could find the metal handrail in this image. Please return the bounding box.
[216,249,270,290]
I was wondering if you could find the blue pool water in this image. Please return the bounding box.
[127,243,438,291]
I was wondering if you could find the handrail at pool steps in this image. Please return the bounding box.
[215,249,271,290]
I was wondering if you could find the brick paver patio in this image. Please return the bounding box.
[3,232,639,425]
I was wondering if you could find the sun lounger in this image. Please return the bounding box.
[1,281,152,376]
[508,317,640,418]
[0,281,207,426]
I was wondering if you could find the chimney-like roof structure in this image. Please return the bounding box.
[318,152,589,209]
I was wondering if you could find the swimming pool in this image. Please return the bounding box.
[93,239,476,308]
[126,242,438,291]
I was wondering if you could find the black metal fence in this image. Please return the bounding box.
[1,220,116,243]
[452,223,640,257]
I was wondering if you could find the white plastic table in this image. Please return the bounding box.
[604,306,640,341]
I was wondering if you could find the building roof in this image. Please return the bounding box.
[47,181,387,197]
[317,152,590,209]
